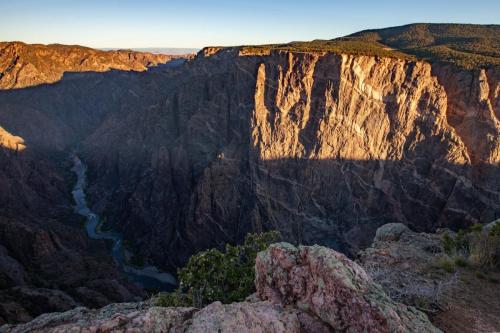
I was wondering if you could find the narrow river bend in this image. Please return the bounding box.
[71,155,176,291]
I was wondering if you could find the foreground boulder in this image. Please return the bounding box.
[256,243,440,333]
[3,243,441,332]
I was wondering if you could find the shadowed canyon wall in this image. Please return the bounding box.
[76,49,500,269]
[0,47,499,276]
[0,63,185,323]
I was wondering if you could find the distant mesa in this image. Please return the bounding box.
[101,47,200,55]
[0,41,193,89]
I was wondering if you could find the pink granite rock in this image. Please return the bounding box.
[255,243,441,333]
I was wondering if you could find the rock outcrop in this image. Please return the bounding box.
[0,126,25,151]
[255,243,440,332]
[358,223,453,308]
[0,42,179,89]
[2,243,440,332]
[358,223,500,333]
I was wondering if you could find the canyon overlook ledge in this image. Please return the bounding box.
[2,241,441,332]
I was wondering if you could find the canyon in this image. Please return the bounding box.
[0,23,499,330]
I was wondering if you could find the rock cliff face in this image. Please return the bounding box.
[1,242,440,332]
[78,48,500,270]
[0,41,177,89]
[0,36,499,325]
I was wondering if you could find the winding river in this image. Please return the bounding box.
[71,155,176,291]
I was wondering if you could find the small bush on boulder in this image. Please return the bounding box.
[155,231,281,308]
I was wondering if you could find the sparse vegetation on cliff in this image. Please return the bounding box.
[240,38,414,60]
[442,221,500,270]
[240,24,499,69]
[349,23,500,69]
[155,231,281,308]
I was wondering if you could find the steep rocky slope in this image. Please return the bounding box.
[1,242,441,332]
[0,47,187,324]
[78,47,500,271]
[0,24,498,326]
[0,147,145,325]
[0,41,177,89]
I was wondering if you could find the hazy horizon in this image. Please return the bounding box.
[1,0,499,49]
[100,47,200,54]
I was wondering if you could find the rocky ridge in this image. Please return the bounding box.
[1,239,441,333]
[0,41,179,89]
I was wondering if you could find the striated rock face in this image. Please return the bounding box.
[3,243,440,333]
[76,48,500,270]
[2,44,498,272]
[0,41,178,89]
[432,65,500,164]
[0,42,498,272]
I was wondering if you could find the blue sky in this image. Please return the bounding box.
[0,0,498,48]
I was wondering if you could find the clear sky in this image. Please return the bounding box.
[0,0,498,49]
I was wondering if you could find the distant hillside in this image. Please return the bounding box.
[238,24,499,69]
[348,23,500,69]
[0,42,180,89]
[238,39,414,61]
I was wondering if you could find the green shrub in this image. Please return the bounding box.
[489,221,500,237]
[436,258,456,273]
[442,233,454,255]
[454,257,468,267]
[155,289,191,307]
[442,222,499,270]
[155,230,281,308]
[469,223,484,233]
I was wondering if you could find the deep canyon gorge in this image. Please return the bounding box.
[0,24,499,331]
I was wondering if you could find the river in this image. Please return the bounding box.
[71,155,176,291]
